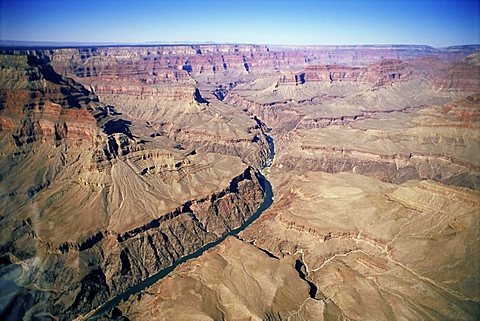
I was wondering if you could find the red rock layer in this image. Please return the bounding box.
[280,59,412,85]
[0,54,99,145]
[414,52,480,91]
[49,44,475,80]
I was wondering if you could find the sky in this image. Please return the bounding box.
[0,0,479,47]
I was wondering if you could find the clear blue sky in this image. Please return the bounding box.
[1,0,479,46]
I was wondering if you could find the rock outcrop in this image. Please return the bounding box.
[0,54,99,144]
[47,47,273,168]
[429,51,480,92]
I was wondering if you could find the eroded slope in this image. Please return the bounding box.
[111,46,480,321]
[0,51,267,320]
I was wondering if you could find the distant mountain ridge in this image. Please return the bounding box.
[1,39,479,51]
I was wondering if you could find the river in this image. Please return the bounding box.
[84,131,275,320]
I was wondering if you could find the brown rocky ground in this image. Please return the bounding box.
[274,95,480,189]
[1,44,479,320]
[112,47,479,321]
[114,95,480,321]
[116,236,319,321]
[0,50,267,320]
[117,170,480,320]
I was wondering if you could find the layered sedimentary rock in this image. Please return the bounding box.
[0,53,99,143]
[280,59,412,86]
[238,171,480,320]
[428,51,480,92]
[1,44,479,321]
[0,50,267,320]
[103,45,479,321]
[273,95,480,189]
[115,236,337,321]
[48,47,272,167]
[49,45,447,79]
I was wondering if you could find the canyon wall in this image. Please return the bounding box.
[0,50,266,320]
[98,44,479,321]
[1,44,479,320]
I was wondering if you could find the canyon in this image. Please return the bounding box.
[0,44,479,321]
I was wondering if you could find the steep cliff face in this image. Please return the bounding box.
[0,51,266,320]
[428,52,480,92]
[0,54,99,144]
[105,45,479,321]
[218,47,478,189]
[1,163,264,319]
[223,74,462,133]
[273,95,480,189]
[1,164,265,320]
[48,45,479,83]
[115,237,327,321]
[46,46,478,148]
[234,171,480,321]
[280,59,413,86]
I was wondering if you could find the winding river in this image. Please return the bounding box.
[85,131,275,320]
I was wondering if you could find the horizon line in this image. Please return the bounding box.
[1,39,480,50]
